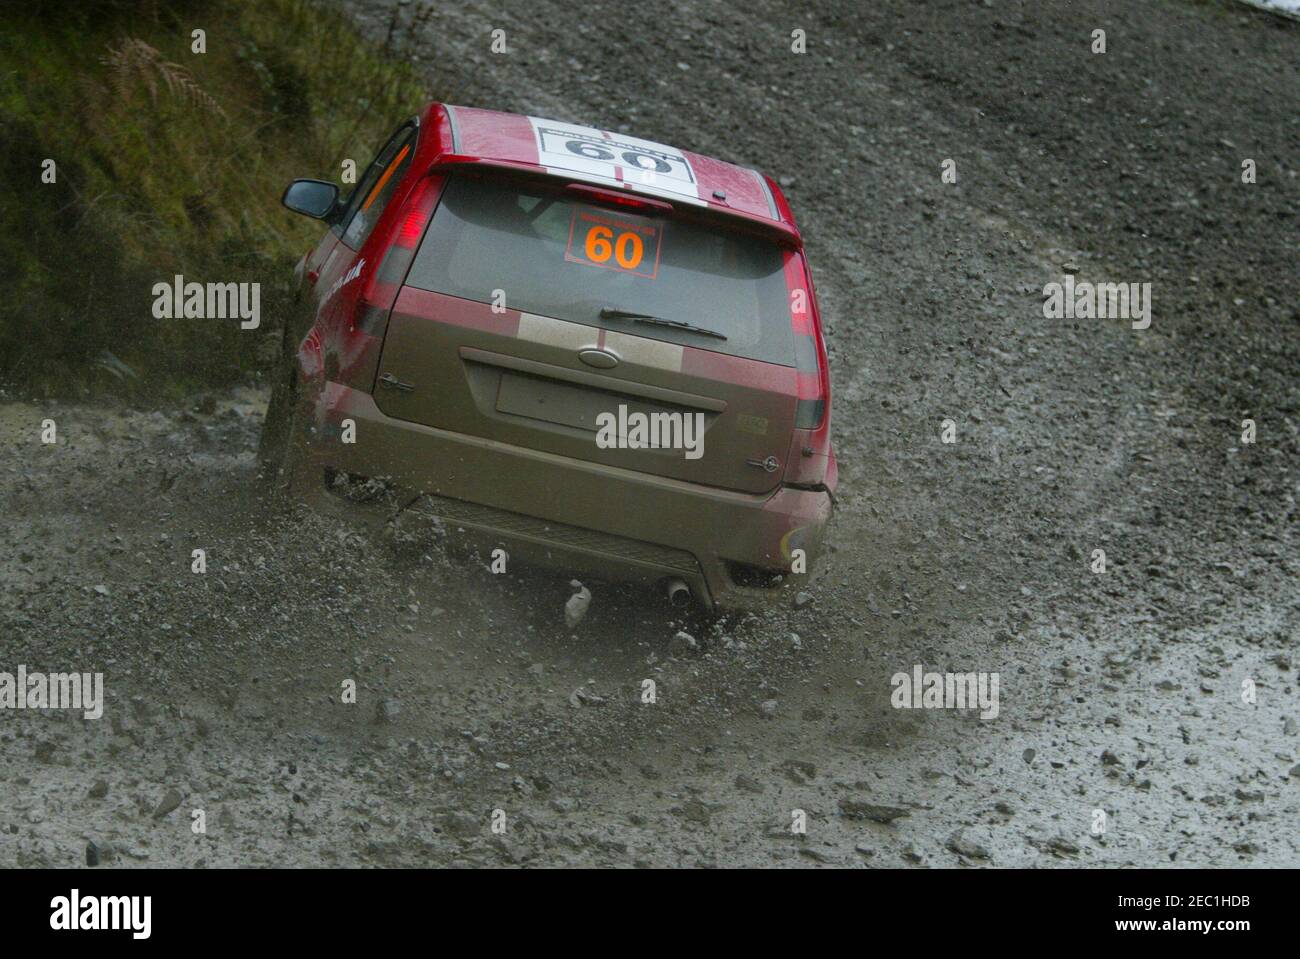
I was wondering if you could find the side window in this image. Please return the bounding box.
[338,124,417,249]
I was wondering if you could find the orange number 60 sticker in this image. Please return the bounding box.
[567,207,661,278]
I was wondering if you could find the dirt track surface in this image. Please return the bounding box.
[2,0,1297,867]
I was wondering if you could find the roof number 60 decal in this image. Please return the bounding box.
[531,118,697,192]
[564,139,672,175]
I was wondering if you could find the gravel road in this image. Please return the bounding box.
[1,0,1296,867]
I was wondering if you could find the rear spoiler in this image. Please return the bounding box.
[425,155,805,248]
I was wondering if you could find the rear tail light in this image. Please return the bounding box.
[377,174,441,284]
[786,252,829,430]
[779,250,833,491]
[335,174,444,392]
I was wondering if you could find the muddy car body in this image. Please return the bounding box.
[265,103,836,609]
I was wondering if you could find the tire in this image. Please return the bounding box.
[259,341,324,511]
[257,311,301,475]
[275,400,323,510]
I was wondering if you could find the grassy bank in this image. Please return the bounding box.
[0,0,434,400]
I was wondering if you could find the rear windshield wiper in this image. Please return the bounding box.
[599,307,728,341]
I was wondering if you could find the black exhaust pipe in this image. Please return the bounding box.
[664,578,691,608]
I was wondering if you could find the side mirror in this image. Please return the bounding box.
[281,179,340,221]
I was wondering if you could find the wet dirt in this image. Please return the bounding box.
[1,0,1296,867]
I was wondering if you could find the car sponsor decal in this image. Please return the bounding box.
[517,312,594,350]
[564,206,663,278]
[528,116,699,199]
[603,329,683,372]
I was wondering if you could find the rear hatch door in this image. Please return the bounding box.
[374,175,800,495]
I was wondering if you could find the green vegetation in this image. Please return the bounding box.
[0,0,434,399]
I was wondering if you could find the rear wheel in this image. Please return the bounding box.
[257,307,301,476]
[261,369,324,512]
[258,380,294,485]
[259,305,327,510]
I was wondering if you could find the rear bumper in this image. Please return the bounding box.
[305,384,832,608]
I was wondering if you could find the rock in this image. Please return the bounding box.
[799,847,834,864]
[779,759,816,784]
[793,591,812,608]
[1022,748,1035,764]
[375,698,401,724]
[1100,749,1123,766]
[947,830,991,860]
[441,811,479,837]
[1046,836,1080,857]
[734,774,764,794]
[152,788,183,819]
[839,800,910,823]
[85,840,117,867]
[87,780,109,800]
[568,688,606,707]
[490,834,529,864]
[676,799,711,824]
[669,631,697,657]
[759,698,779,719]
[564,581,591,629]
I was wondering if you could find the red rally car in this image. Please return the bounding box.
[264,103,836,610]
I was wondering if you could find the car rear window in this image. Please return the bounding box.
[405,176,796,365]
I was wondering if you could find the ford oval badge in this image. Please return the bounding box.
[578,349,619,369]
